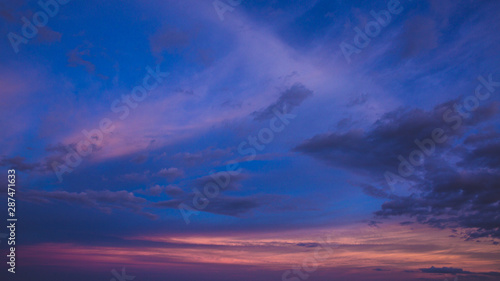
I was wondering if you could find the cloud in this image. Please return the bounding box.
[163,185,184,197]
[253,83,313,121]
[398,16,440,58]
[295,242,320,248]
[157,167,184,180]
[172,147,233,166]
[199,196,265,216]
[294,99,500,239]
[194,172,248,191]
[134,184,184,197]
[154,194,279,217]
[294,100,499,178]
[359,183,396,200]
[368,220,382,228]
[373,268,390,272]
[374,167,500,239]
[24,189,157,219]
[148,170,259,216]
[36,27,62,43]
[293,106,452,175]
[419,266,500,277]
[0,156,41,171]
[347,93,368,107]
[150,26,191,55]
[67,46,96,74]
[120,172,148,183]
[421,266,470,274]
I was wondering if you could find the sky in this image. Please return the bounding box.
[0,0,499,280]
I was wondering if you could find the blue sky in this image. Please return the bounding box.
[1,0,500,280]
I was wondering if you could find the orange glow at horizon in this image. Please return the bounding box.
[21,222,500,274]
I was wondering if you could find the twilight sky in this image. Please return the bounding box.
[1,0,500,280]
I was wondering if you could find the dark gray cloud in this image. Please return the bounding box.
[153,171,285,217]
[163,185,185,197]
[23,189,157,219]
[336,116,353,129]
[154,194,280,217]
[200,196,263,216]
[421,266,470,274]
[194,172,248,191]
[294,103,459,176]
[373,268,390,272]
[296,242,320,248]
[347,93,368,107]
[420,266,500,278]
[367,220,382,228]
[374,149,500,240]
[359,183,396,199]
[0,156,41,171]
[253,83,313,121]
[294,99,500,239]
